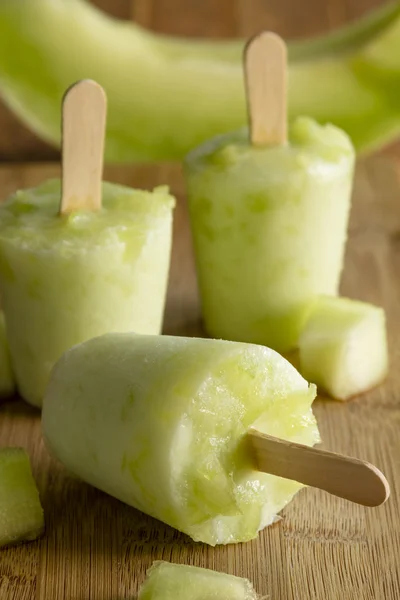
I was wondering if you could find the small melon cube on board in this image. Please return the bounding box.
[138,562,260,600]
[0,312,15,398]
[299,296,388,401]
[0,448,44,547]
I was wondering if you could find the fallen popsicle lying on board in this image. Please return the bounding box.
[138,561,260,600]
[0,81,175,407]
[185,33,355,353]
[0,448,44,548]
[42,332,389,547]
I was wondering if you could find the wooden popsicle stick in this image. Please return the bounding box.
[248,429,390,507]
[60,80,107,215]
[244,32,287,146]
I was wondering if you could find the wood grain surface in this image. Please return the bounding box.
[0,156,399,599]
[0,0,393,162]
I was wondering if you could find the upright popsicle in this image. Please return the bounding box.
[184,33,354,352]
[42,333,388,546]
[0,81,175,407]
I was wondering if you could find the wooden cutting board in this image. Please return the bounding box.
[0,157,399,600]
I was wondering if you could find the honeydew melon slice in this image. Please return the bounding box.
[298,296,388,400]
[0,447,44,547]
[138,561,260,600]
[0,312,15,398]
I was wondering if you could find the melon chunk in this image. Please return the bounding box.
[138,561,260,600]
[0,312,14,398]
[298,296,388,400]
[0,448,44,547]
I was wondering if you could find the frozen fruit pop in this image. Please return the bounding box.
[0,180,174,407]
[138,561,260,600]
[42,333,388,546]
[42,332,319,545]
[0,311,15,398]
[0,82,175,407]
[184,34,355,353]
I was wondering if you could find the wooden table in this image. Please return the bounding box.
[0,155,399,600]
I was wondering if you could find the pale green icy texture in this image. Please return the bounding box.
[0,311,15,397]
[0,179,175,407]
[0,447,44,547]
[138,561,260,600]
[299,295,388,400]
[185,117,355,353]
[42,332,319,546]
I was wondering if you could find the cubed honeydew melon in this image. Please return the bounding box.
[299,296,388,400]
[0,447,44,547]
[138,561,260,600]
[0,311,15,398]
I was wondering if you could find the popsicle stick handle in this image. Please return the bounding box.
[244,32,287,146]
[248,429,390,507]
[60,80,107,215]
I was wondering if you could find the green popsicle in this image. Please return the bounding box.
[185,32,355,353]
[0,179,175,407]
[185,116,354,353]
[42,332,319,546]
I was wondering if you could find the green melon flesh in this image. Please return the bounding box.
[185,117,355,353]
[0,448,44,547]
[0,1,400,160]
[0,179,175,407]
[298,296,388,400]
[0,311,14,398]
[138,561,260,600]
[42,333,318,546]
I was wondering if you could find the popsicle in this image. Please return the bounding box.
[0,81,175,407]
[299,296,388,400]
[0,448,44,548]
[138,561,260,600]
[0,311,15,398]
[42,332,389,546]
[184,33,355,353]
